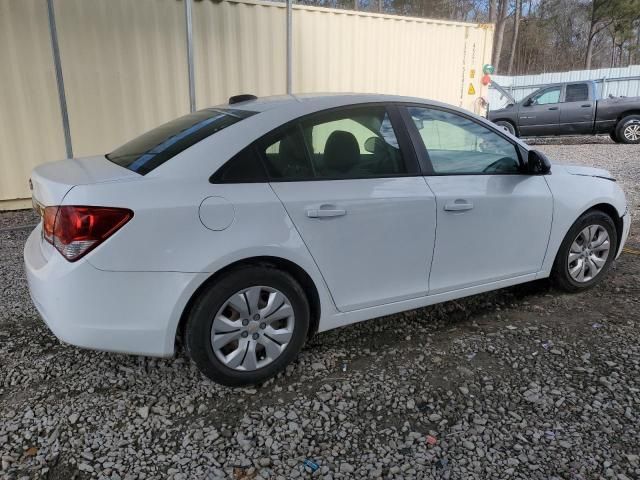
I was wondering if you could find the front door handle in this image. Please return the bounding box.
[306,206,346,218]
[444,200,474,212]
[581,104,592,108]
[548,106,559,111]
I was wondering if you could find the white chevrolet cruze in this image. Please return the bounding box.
[25,94,630,386]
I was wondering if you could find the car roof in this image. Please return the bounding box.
[152,92,532,179]
[218,93,451,113]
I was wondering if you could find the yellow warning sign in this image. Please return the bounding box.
[468,83,476,95]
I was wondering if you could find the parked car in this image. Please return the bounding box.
[488,80,640,143]
[25,94,630,386]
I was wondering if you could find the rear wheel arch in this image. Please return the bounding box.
[617,110,640,123]
[176,256,321,351]
[615,113,640,143]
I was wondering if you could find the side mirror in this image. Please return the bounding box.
[528,150,551,175]
[523,98,533,107]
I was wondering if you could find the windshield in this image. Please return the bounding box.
[106,108,256,175]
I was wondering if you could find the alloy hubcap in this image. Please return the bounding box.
[210,286,294,371]
[624,123,640,141]
[567,225,610,283]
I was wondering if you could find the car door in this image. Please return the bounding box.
[402,105,553,294]
[518,86,562,136]
[261,105,437,312]
[559,83,596,134]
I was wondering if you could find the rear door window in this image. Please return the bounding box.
[565,83,589,102]
[301,107,406,179]
[258,106,408,181]
[107,108,256,175]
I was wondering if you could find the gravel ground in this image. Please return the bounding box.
[1,141,639,480]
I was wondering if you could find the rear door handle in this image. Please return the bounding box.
[444,200,474,212]
[548,107,559,111]
[581,104,592,107]
[306,206,346,218]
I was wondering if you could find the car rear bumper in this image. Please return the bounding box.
[24,226,202,357]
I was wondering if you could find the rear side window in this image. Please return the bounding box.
[565,83,589,102]
[107,108,256,175]
[262,126,315,180]
[259,106,407,181]
[210,146,267,183]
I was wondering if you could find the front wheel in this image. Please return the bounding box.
[185,266,310,386]
[615,115,640,144]
[551,211,617,292]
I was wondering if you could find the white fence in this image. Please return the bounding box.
[489,65,640,107]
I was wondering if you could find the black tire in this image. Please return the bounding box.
[615,115,640,144]
[609,130,620,143]
[494,120,517,136]
[551,210,618,293]
[185,266,310,386]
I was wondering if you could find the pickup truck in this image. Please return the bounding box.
[488,80,640,143]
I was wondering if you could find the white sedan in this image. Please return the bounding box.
[25,94,631,386]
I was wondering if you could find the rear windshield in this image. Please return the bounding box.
[106,108,256,175]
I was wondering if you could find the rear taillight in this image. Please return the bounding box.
[42,206,133,261]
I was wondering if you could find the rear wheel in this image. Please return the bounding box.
[615,115,640,144]
[494,120,517,136]
[609,130,620,143]
[185,266,310,386]
[551,210,617,292]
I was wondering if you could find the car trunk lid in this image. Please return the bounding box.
[31,155,140,208]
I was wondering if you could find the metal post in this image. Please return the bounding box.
[46,0,73,159]
[184,0,196,112]
[286,0,293,95]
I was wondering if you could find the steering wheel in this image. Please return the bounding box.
[482,157,518,173]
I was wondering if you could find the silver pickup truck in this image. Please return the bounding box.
[488,80,640,144]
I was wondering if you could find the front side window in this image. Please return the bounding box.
[260,106,406,181]
[107,108,256,175]
[408,107,521,175]
[565,83,589,102]
[530,87,561,105]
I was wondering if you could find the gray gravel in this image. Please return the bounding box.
[1,141,639,479]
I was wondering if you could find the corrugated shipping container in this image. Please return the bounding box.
[0,0,67,207]
[0,0,494,208]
